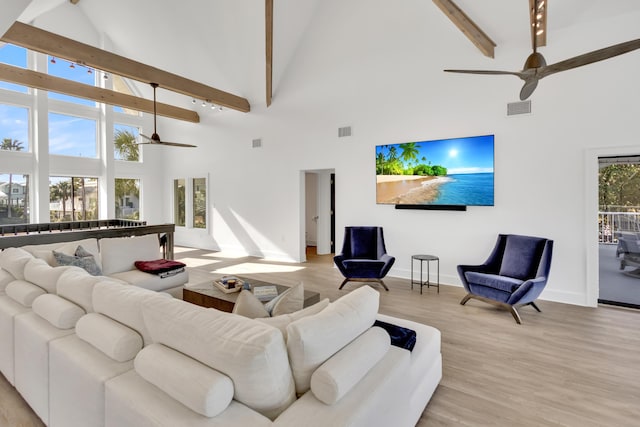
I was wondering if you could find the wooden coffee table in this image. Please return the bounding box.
[183,277,321,313]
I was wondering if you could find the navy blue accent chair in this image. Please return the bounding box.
[457,234,553,324]
[334,226,395,291]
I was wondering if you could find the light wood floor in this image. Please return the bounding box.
[2,246,639,426]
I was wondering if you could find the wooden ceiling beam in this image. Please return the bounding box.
[433,0,496,58]
[0,63,200,123]
[265,0,273,107]
[1,21,250,113]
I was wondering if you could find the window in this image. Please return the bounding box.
[0,44,28,93]
[193,178,206,229]
[112,75,142,116]
[114,124,140,161]
[0,105,29,152]
[47,56,96,106]
[174,179,185,226]
[115,178,140,219]
[49,176,98,222]
[0,174,29,225]
[48,113,97,158]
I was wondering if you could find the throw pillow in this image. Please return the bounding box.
[53,246,103,276]
[232,283,304,319]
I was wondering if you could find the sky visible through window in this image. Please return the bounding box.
[49,113,97,157]
[0,44,28,93]
[0,104,29,151]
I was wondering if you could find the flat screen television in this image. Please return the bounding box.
[376,134,494,207]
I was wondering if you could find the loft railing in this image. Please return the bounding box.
[0,219,146,236]
[0,220,176,259]
[598,212,640,244]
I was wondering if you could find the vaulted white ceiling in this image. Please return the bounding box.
[5,0,640,110]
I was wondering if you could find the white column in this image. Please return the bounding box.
[316,170,332,255]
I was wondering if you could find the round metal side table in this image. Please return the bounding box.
[411,254,439,294]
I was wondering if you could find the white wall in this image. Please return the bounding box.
[163,0,640,306]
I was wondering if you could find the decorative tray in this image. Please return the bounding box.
[213,276,245,293]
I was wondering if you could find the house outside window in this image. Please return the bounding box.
[49,176,98,222]
[115,178,140,220]
[0,174,29,225]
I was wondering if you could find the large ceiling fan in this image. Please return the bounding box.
[139,83,197,148]
[444,0,640,100]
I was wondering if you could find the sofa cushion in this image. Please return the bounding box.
[24,239,101,269]
[256,299,330,340]
[24,257,69,293]
[464,271,523,293]
[53,248,102,276]
[92,281,158,346]
[108,269,188,292]
[135,343,234,418]
[0,247,34,280]
[56,267,105,313]
[76,313,143,362]
[5,280,47,307]
[0,268,15,293]
[499,235,546,280]
[100,234,160,275]
[310,326,390,405]
[141,297,295,420]
[32,293,85,329]
[286,285,380,394]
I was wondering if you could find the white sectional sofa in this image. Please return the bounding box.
[19,233,188,296]
[0,247,441,426]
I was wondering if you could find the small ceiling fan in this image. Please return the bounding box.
[139,83,197,148]
[444,0,640,100]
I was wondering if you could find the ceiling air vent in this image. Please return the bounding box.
[338,126,352,138]
[252,138,262,148]
[507,100,531,116]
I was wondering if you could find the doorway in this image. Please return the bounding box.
[598,155,640,308]
[301,170,335,262]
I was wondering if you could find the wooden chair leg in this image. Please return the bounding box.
[338,278,349,290]
[378,279,389,291]
[529,301,541,312]
[460,294,472,305]
[509,306,523,324]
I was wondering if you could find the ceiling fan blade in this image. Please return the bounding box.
[519,79,539,100]
[140,133,153,142]
[539,38,640,79]
[153,141,197,148]
[445,69,526,78]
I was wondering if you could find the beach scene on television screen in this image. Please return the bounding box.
[376,135,494,206]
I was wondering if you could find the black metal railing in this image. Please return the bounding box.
[0,220,176,259]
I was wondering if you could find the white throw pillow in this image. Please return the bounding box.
[310,326,390,404]
[232,283,304,319]
[5,280,47,307]
[76,312,143,362]
[267,282,304,316]
[32,293,85,329]
[0,247,34,280]
[135,344,234,418]
[286,286,380,394]
[256,298,330,340]
[232,290,270,318]
[24,257,69,293]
